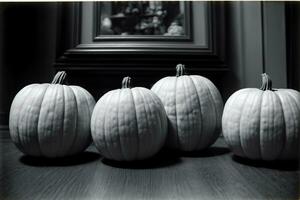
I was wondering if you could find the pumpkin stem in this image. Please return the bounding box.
[122,76,132,89]
[260,73,273,91]
[51,71,67,84]
[176,64,186,77]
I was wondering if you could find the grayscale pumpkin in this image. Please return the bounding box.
[222,73,300,160]
[91,77,168,161]
[151,64,224,151]
[9,71,95,158]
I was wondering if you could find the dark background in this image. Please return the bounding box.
[0,2,299,127]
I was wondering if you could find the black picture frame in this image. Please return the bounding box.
[55,2,227,74]
[93,1,192,41]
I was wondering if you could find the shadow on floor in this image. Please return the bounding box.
[102,150,182,169]
[176,147,230,158]
[102,146,230,169]
[19,151,101,167]
[232,155,299,171]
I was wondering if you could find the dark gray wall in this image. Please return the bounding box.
[0,2,298,127]
[0,3,58,126]
[0,5,5,127]
[287,3,300,90]
[294,6,300,90]
[222,1,289,100]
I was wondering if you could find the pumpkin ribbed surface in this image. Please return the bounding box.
[91,78,167,161]
[151,64,223,151]
[222,74,300,160]
[9,72,95,158]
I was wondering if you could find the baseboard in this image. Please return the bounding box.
[0,125,8,130]
[0,124,10,139]
[0,112,8,127]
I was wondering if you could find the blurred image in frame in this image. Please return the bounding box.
[99,1,186,36]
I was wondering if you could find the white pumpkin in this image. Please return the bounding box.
[91,77,168,161]
[151,64,224,151]
[9,71,95,158]
[222,73,300,160]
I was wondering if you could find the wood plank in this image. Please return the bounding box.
[0,130,298,200]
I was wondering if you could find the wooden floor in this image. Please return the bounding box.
[0,129,299,200]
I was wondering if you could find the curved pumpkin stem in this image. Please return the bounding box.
[260,73,273,91]
[122,76,132,89]
[51,71,67,84]
[176,64,186,77]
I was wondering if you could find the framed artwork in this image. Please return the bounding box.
[93,1,192,41]
[55,1,226,73]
